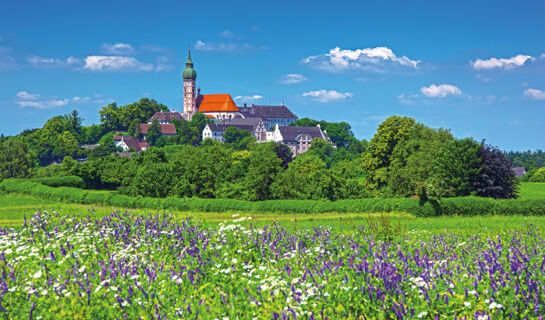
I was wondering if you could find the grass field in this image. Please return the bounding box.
[1,183,545,319]
[1,183,545,234]
[518,182,545,199]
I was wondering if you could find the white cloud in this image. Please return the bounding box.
[15,91,96,109]
[101,43,134,54]
[302,90,353,103]
[234,95,264,103]
[541,53,545,59]
[218,30,238,39]
[471,54,534,70]
[420,84,463,98]
[84,56,153,71]
[16,91,40,100]
[523,88,545,100]
[194,40,266,53]
[27,55,81,68]
[303,46,420,72]
[281,74,307,85]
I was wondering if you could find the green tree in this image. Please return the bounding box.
[223,126,256,150]
[362,116,415,193]
[128,119,142,139]
[388,123,453,197]
[431,138,482,197]
[244,142,282,200]
[99,103,122,131]
[190,112,210,134]
[529,167,545,182]
[132,162,174,197]
[0,138,34,181]
[172,119,200,146]
[146,120,162,146]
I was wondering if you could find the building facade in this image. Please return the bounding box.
[272,124,331,156]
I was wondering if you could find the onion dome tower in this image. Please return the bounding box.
[182,49,197,120]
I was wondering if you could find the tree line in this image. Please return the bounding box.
[0,97,529,200]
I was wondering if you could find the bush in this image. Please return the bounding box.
[30,176,85,188]
[2,178,545,216]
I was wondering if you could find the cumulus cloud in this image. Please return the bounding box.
[101,42,134,54]
[523,88,545,100]
[194,40,266,53]
[234,95,264,103]
[303,46,420,72]
[420,84,463,98]
[27,55,81,68]
[84,56,153,71]
[302,90,353,103]
[471,54,534,70]
[281,74,307,85]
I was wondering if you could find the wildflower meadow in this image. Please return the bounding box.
[1,210,544,319]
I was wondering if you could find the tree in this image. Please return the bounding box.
[473,143,519,199]
[529,167,545,182]
[0,138,34,181]
[431,138,482,197]
[361,116,415,192]
[132,162,174,197]
[271,153,343,200]
[244,143,283,200]
[388,123,453,197]
[146,120,162,146]
[223,126,255,150]
[190,112,210,134]
[99,103,122,131]
[272,142,292,168]
[128,119,142,139]
[172,119,200,146]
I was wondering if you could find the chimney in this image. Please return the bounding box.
[244,103,247,107]
[197,87,201,96]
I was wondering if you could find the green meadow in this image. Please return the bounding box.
[1,182,544,234]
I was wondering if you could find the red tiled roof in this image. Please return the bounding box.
[196,94,239,113]
[205,114,216,119]
[140,123,177,135]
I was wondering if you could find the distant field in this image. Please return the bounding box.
[519,182,545,199]
[1,192,545,234]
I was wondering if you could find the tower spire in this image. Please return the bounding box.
[186,47,193,65]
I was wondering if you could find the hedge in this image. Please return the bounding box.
[29,176,85,189]
[2,179,545,216]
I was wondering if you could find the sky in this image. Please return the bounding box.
[0,0,544,151]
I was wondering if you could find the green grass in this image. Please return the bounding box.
[519,182,545,199]
[2,192,545,235]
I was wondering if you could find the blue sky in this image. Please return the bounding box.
[0,0,544,150]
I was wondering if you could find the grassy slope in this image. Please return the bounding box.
[2,186,545,234]
[519,182,545,199]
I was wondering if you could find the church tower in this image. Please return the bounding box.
[182,49,197,120]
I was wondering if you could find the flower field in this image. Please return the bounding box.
[1,211,545,319]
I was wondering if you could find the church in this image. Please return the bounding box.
[133,49,333,157]
[180,50,242,121]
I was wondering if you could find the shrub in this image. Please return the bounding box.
[30,176,85,188]
[2,178,545,217]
